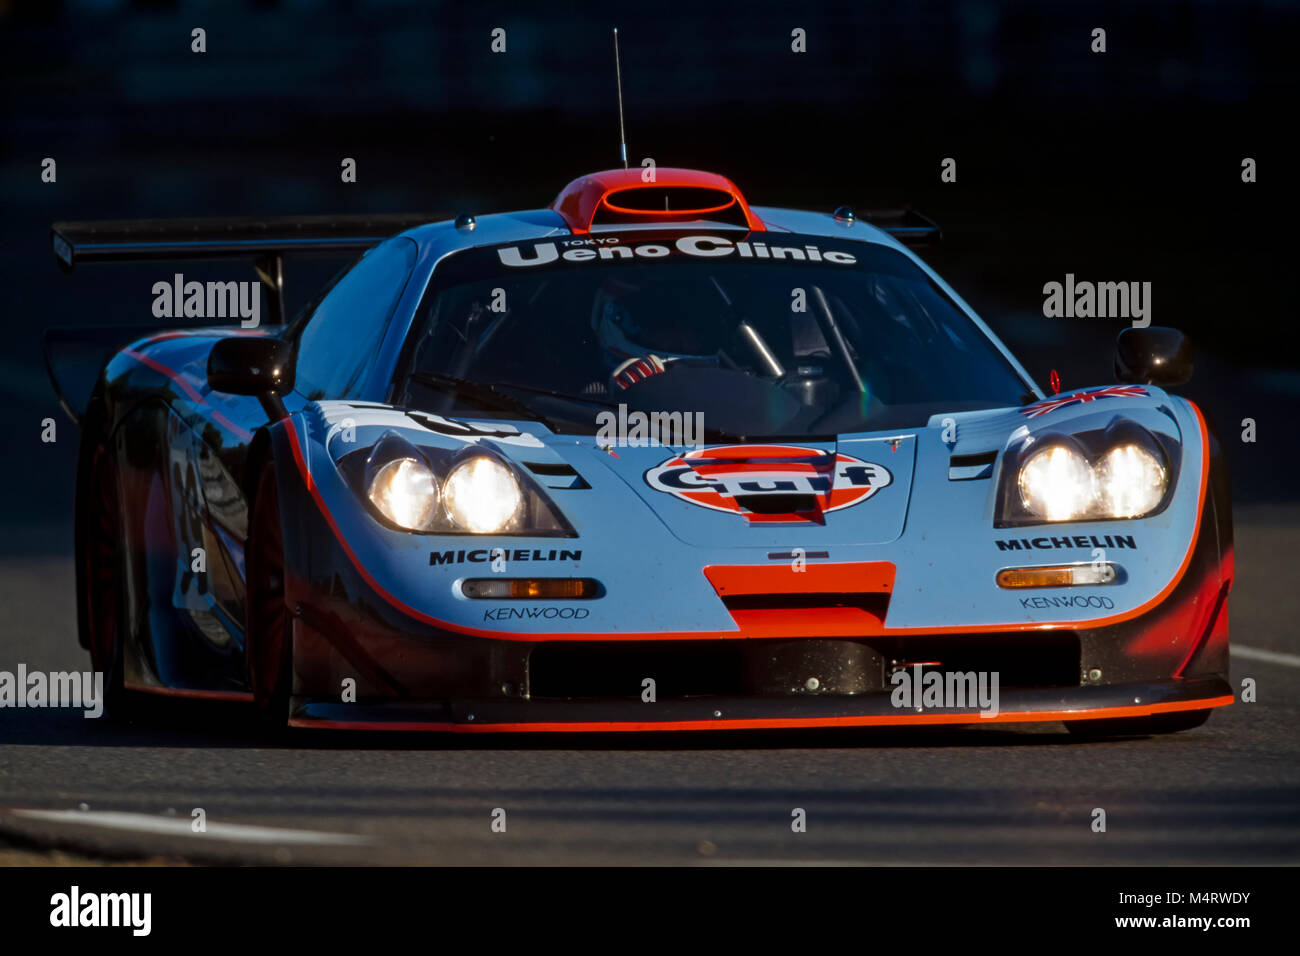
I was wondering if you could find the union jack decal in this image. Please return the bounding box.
[1019,385,1148,419]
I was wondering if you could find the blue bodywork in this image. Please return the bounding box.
[60,182,1234,731]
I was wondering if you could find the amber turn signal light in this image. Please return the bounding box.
[996,564,1116,588]
[461,578,600,599]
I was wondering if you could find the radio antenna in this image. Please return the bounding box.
[613,28,628,169]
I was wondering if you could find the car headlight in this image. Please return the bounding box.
[999,424,1174,526]
[350,430,575,536]
[443,455,524,533]
[1096,443,1167,518]
[1018,444,1096,521]
[367,457,440,531]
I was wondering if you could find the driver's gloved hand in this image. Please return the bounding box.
[611,354,674,391]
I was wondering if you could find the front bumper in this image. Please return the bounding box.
[288,676,1233,732]
[274,409,1234,734]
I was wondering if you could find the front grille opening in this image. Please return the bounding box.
[866,632,1081,689]
[530,641,748,700]
[527,632,1082,701]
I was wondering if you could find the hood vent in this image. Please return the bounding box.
[523,460,589,490]
[948,450,997,481]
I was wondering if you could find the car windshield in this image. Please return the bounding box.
[397,232,1034,437]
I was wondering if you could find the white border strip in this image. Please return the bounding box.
[12,809,369,845]
[1234,644,1300,668]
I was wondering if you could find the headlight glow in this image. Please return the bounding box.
[1096,443,1167,518]
[367,457,440,531]
[1017,444,1096,521]
[443,456,524,533]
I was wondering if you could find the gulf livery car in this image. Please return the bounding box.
[48,167,1232,735]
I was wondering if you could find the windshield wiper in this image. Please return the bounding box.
[407,371,559,428]
[484,380,622,410]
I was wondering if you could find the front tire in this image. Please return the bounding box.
[78,422,137,722]
[245,463,294,732]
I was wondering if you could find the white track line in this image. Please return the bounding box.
[1234,645,1300,668]
[11,809,369,845]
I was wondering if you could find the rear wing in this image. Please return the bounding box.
[47,213,444,425]
[51,213,444,324]
[858,208,942,247]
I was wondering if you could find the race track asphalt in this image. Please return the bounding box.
[1,506,1296,866]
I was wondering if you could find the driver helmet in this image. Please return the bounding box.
[591,277,730,370]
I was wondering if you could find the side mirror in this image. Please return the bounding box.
[1115,326,1192,387]
[208,336,295,396]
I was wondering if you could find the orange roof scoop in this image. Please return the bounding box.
[551,168,766,234]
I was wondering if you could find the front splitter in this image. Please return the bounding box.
[287,676,1233,732]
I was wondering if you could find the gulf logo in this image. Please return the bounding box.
[644,444,892,519]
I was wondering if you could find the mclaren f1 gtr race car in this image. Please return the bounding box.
[47,166,1233,735]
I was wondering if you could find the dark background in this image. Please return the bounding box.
[2,0,1297,551]
[1,0,1298,873]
